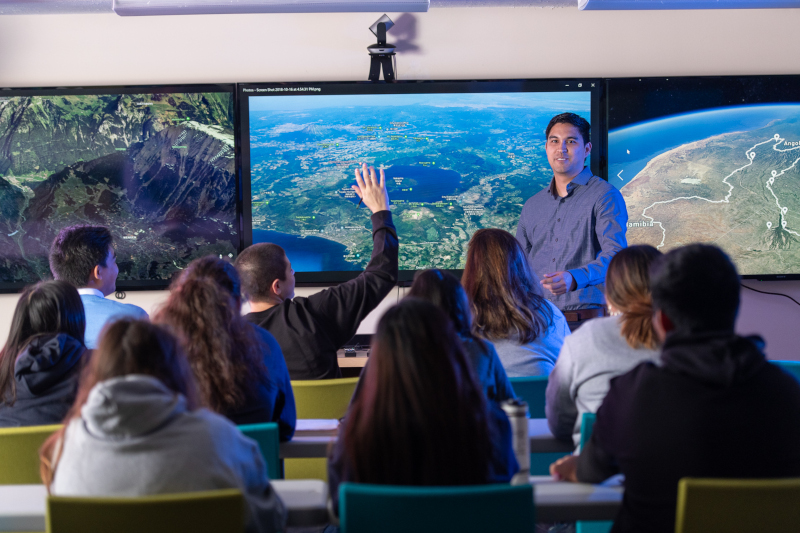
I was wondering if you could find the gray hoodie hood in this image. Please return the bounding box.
[82,375,187,440]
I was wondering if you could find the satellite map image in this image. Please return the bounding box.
[247,91,591,272]
[0,91,238,286]
[611,104,800,275]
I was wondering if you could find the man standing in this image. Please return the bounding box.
[49,226,148,349]
[516,113,627,322]
[550,244,800,533]
[235,164,398,380]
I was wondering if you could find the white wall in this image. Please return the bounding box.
[2,7,800,357]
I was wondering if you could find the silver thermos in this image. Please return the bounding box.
[501,398,530,485]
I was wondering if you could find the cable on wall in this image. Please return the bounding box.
[740,283,800,308]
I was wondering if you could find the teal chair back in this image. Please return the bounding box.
[339,482,534,533]
[774,360,800,382]
[579,412,597,452]
[238,423,281,480]
[510,376,556,474]
[509,376,548,418]
[576,412,612,533]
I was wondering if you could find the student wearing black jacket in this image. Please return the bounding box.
[550,244,800,533]
[0,281,88,427]
[236,164,398,380]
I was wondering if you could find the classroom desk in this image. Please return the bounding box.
[0,480,328,532]
[0,477,621,530]
[280,418,575,459]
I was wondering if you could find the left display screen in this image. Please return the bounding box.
[0,85,239,290]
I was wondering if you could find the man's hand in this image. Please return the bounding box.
[542,271,576,296]
[550,454,579,482]
[353,163,390,214]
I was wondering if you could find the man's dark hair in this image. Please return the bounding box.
[49,226,113,288]
[650,244,740,334]
[234,243,288,302]
[545,112,591,145]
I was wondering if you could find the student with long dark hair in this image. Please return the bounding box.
[462,228,570,377]
[327,298,517,516]
[408,269,515,403]
[40,319,286,533]
[546,245,662,447]
[0,281,88,427]
[153,256,295,441]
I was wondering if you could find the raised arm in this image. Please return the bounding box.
[305,165,399,347]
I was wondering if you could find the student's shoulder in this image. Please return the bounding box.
[81,294,147,317]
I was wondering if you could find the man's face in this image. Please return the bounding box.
[281,255,296,300]
[545,122,592,180]
[97,246,119,296]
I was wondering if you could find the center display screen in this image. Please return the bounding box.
[239,80,602,282]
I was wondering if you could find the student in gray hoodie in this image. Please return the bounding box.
[0,281,88,427]
[41,318,286,533]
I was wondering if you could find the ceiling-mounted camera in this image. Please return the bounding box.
[367,14,396,82]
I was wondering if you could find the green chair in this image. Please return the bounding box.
[576,412,612,533]
[339,482,535,533]
[509,376,548,418]
[291,377,359,419]
[675,477,800,533]
[287,377,359,481]
[774,360,800,382]
[509,376,560,475]
[239,422,281,480]
[46,489,245,533]
[0,424,62,484]
[579,411,596,452]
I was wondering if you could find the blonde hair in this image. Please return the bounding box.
[605,245,662,350]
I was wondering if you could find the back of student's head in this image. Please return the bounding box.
[40,318,197,486]
[177,255,243,302]
[0,280,85,404]
[462,228,552,343]
[234,243,287,303]
[49,226,113,287]
[408,269,473,338]
[650,243,740,334]
[344,298,491,486]
[605,245,662,349]
[153,262,266,414]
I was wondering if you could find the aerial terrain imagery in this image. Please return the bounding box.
[247,91,591,272]
[0,91,238,286]
[611,104,800,276]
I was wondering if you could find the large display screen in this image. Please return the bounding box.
[240,80,603,282]
[608,76,800,279]
[0,84,239,290]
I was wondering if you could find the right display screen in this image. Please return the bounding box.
[608,76,800,279]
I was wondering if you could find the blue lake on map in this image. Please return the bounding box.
[252,229,359,272]
[377,165,462,203]
[610,104,800,190]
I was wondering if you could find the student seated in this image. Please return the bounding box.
[153,256,295,441]
[408,269,515,403]
[546,245,661,448]
[41,319,286,533]
[235,164,398,380]
[327,298,518,516]
[49,225,147,349]
[550,244,800,533]
[462,228,570,377]
[0,281,88,427]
